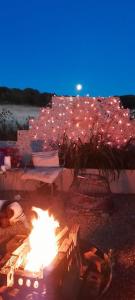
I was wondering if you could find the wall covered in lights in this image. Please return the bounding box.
[16,96,135,154]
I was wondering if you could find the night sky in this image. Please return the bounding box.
[0,0,135,96]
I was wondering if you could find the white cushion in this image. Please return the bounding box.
[32,150,59,167]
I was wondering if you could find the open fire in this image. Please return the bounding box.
[25,207,59,273]
[0,207,82,299]
[0,207,112,300]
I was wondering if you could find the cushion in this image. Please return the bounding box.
[32,150,59,167]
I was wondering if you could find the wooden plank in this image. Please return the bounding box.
[69,224,80,247]
[56,226,68,243]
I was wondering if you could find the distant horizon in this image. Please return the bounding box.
[0,85,135,98]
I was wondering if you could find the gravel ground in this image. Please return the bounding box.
[0,188,135,300]
[65,192,135,300]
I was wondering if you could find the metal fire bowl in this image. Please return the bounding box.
[0,229,113,300]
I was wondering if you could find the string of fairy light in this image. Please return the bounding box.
[25,96,135,150]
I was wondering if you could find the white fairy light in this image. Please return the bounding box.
[18,95,135,153]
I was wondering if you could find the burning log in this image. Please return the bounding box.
[0,208,112,300]
[0,220,81,299]
[0,236,29,287]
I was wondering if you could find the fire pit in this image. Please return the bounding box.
[0,207,112,300]
[0,208,82,300]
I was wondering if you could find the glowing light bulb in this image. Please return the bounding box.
[118,120,122,124]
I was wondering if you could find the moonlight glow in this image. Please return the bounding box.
[76,84,83,91]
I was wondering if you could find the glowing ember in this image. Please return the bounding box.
[25,207,59,273]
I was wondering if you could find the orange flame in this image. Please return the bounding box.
[25,207,59,273]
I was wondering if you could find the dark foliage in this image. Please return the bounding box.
[119,95,135,109]
[59,134,135,178]
[0,87,135,109]
[0,87,53,107]
[0,109,28,140]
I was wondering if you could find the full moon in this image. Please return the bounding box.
[76,84,83,91]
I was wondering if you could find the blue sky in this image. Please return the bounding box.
[0,0,135,96]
